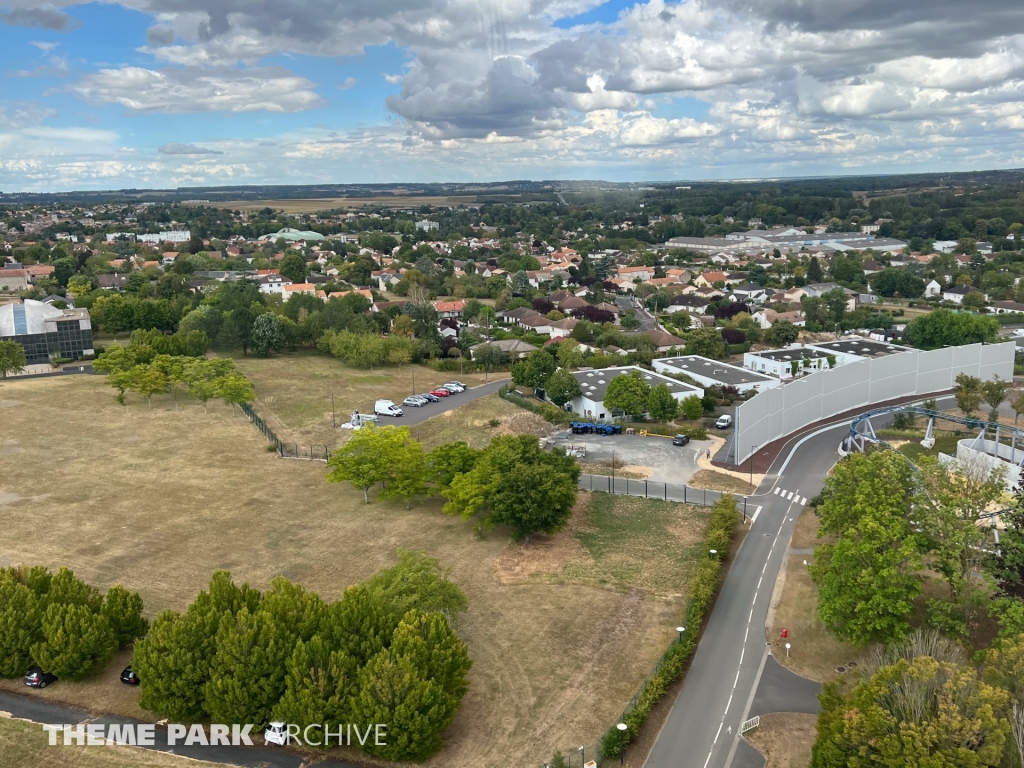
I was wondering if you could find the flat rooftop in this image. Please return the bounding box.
[573,366,702,403]
[655,355,776,386]
[751,347,830,362]
[806,338,910,358]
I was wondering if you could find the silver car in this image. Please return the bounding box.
[403,395,428,407]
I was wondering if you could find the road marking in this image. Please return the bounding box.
[726,693,733,711]
[740,648,745,664]
[786,491,794,500]
[757,576,762,589]
[749,609,753,622]
[773,487,781,495]
[750,505,763,524]
[703,750,714,768]
[714,722,723,743]
[734,670,740,688]
[745,627,749,642]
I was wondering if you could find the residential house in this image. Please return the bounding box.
[469,339,538,359]
[731,283,766,304]
[97,273,129,291]
[665,295,711,315]
[695,270,728,287]
[259,274,292,295]
[433,300,467,320]
[26,264,55,282]
[942,285,985,304]
[993,301,1024,314]
[750,308,806,330]
[558,295,589,312]
[548,318,578,339]
[282,283,317,298]
[643,329,687,352]
[617,266,655,282]
[861,259,884,275]
[0,269,28,291]
[924,279,942,298]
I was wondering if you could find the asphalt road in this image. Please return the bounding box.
[644,396,956,768]
[615,296,659,332]
[366,377,510,427]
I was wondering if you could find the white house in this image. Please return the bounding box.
[259,274,291,295]
[924,279,942,298]
[743,345,835,378]
[555,365,704,420]
[653,355,780,393]
[942,285,985,304]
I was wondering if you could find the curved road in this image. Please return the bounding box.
[644,397,954,768]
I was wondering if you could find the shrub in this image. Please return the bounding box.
[31,603,117,680]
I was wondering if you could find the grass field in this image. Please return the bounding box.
[0,372,702,768]
[226,351,496,445]
[688,469,756,496]
[0,717,230,768]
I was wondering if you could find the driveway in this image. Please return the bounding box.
[550,430,711,484]
[365,378,510,427]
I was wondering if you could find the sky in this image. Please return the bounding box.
[1,0,1024,191]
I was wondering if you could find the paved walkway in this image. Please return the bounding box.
[749,655,822,718]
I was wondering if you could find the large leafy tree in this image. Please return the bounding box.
[811,451,923,646]
[31,603,117,680]
[327,424,421,503]
[546,367,582,407]
[0,581,42,677]
[684,327,726,359]
[0,340,27,378]
[511,350,556,389]
[904,309,999,349]
[872,267,925,298]
[812,656,1009,768]
[443,434,580,538]
[278,253,308,284]
[102,585,149,648]
[603,370,650,416]
[425,442,479,489]
[251,312,286,357]
[647,383,679,421]
[955,373,984,418]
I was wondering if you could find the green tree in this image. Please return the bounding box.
[31,603,116,680]
[0,340,27,378]
[388,609,471,702]
[102,585,148,648]
[603,370,650,416]
[680,394,704,421]
[127,364,167,408]
[963,291,988,310]
[251,312,285,357]
[511,350,556,389]
[364,550,468,623]
[278,253,308,284]
[822,287,849,325]
[806,256,823,282]
[765,320,800,346]
[327,424,417,503]
[472,343,506,372]
[546,367,582,407]
[955,373,984,418]
[272,635,357,733]
[204,607,292,726]
[0,581,42,677]
[377,436,429,508]
[811,451,923,646]
[684,327,726,359]
[982,375,1010,422]
[873,268,925,298]
[443,435,580,538]
[648,383,679,421]
[218,373,255,413]
[811,656,1009,768]
[557,339,584,371]
[425,442,479,489]
[904,309,999,349]
[1011,390,1024,425]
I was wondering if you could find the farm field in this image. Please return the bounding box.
[217,195,482,213]
[0,371,709,768]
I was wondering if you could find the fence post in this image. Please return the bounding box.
[704,488,707,506]
[645,479,648,498]
[684,486,687,504]
[664,483,667,501]
[608,475,611,493]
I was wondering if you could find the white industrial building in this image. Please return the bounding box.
[653,355,780,393]
[553,365,704,420]
[138,230,191,244]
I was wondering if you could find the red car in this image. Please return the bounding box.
[429,388,451,397]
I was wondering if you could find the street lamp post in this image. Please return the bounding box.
[785,642,791,658]
[579,745,585,767]
[676,626,685,643]
[709,549,718,559]
[617,722,628,766]
[748,445,756,489]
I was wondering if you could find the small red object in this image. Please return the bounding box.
[782,628,788,639]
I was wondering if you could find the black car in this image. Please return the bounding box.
[417,392,440,403]
[120,665,140,685]
[672,434,690,446]
[25,668,57,688]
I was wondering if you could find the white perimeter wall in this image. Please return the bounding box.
[731,342,1015,465]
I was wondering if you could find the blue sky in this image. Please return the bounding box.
[1,0,1023,190]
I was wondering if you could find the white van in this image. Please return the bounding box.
[374,399,404,417]
[715,414,733,429]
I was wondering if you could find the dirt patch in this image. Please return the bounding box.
[744,712,817,768]
[0,492,22,505]
[689,469,756,495]
[790,506,827,551]
[0,400,22,408]
[494,496,594,584]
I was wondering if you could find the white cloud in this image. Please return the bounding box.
[70,66,326,113]
[337,76,357,90]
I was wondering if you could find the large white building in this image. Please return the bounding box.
[653,355,781,393]
[552,365,704,420]
[138,230,191,244]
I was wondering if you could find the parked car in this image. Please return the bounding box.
[417,392,440,403]
[429,388,451,397]
[403,395,427,407]
[24,668,56,688]
[447,381,467,390]
[715,414,733,429]
[441,384,463,394]
[374,399,404,417]
[264,721,288,746]
[672,434,690,446]
[120,665,140,685]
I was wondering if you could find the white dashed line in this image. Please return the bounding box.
[714,722,723,743]
[757,576,762,589]
[750,505,763,524]
[786,491,794,500]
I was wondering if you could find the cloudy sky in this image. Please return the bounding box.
[1,0,1023,191]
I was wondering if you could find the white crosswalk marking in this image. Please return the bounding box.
[799,497,807,505]
[773,487,781,495]
[786,491,794,500]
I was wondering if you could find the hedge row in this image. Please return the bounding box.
[500,385,573,425]
[633,422,710,440]
[596,495,740,762]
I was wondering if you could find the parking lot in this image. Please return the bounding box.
[549,430,713,485]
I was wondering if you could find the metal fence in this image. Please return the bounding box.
[239,402,333,462]
[578,473,724,507]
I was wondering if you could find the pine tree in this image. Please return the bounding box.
[388,610,472,700]
[349,651,458,761]
[320,585,400,668]
[31,603,116,680]
[135,610,216,720]
[259,577,326,646]
[102,585,149,648]
[272,635,358,733]
[204,608,293,726]
[0,582,43,677]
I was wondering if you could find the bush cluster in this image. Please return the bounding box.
[0,566,147,680]
[134,552,470,761]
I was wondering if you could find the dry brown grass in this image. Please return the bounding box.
[689,469,756,495]
[789,506,826,551]
[226,351,494,445]
[0,716,231,768]
[0,374,688,768]
[409,396,546,450]
[743,712,817,768]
